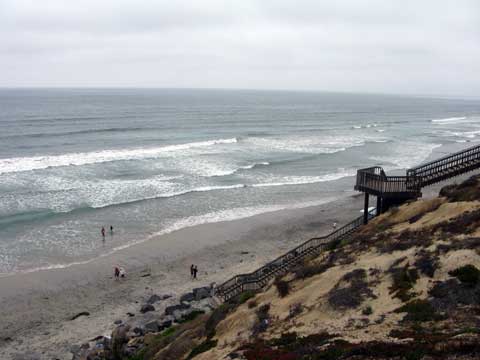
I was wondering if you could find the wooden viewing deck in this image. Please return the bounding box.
[356,143,480,224]
[215,143,480,302]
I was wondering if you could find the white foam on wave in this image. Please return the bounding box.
[208,161,270,177]
[1,164,350,217]
[86,183,247,210]
[245,135,372,154]
[252,169,356,188]
[452,130,480,139]
[370,141,442,170]
[0,175,246,216]
[239,162,270,170]
[433,128,480,140]
[0,138,238,174]
[352,123,378,129]
[431,116,468,123]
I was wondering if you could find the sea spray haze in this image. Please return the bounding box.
[0,88,479,274]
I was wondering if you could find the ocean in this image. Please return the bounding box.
[1,88,479,274]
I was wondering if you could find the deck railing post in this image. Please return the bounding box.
[363,193,369,224]
[376,196,382,215]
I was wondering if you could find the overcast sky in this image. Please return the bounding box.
[1,0,479,96]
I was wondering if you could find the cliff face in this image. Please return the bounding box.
[88,176,480,360]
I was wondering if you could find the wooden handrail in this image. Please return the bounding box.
[356,144,480,194]
[408,144,480,186]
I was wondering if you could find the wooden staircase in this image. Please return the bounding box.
[215,209,376,301]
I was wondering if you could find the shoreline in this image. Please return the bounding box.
[0,192,365,359]
[0,196,342,279]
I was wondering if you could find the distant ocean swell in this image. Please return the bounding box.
[0,127,153,140]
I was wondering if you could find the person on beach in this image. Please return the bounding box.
[119,267,126,278]
[101,227,106,239]
[193,265,198,279]
[332,222,337,229]
[114,266,120,279]
[110,225,114,235]
[190,264,194,279]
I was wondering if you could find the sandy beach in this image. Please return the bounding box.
[0,191,367,359]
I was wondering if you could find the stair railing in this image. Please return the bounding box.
[215,208,376,301]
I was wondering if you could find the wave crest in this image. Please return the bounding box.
[431,116,468,123]
[0,138,238,174]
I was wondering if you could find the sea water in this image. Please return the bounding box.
[0,88,479,274]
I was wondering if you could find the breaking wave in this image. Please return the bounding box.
[0,138,238,174]
[431,116,468,123]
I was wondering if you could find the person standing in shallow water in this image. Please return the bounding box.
[110,225,113,235]
[101,227,105,239]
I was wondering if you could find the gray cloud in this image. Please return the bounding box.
[1,0,479,96]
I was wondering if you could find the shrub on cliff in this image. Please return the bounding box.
[237,290,255,305]
[414,250,438,278]
[275,279,290,298]
[293,262,330,280]
[252,303,271,335]
[430,208,480,235]
[362,305,373,316]
[449,264,480,287]
[389,264,419,302]
[395,299,436,322]
[328,269,375,310]
[440,175,480,202]
[187,339,218,359]
[381,229,432,253]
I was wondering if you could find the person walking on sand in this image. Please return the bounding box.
[114,266,120,280]
[101,227,106,239]
[190,264,194,279]
[193,265,198,280]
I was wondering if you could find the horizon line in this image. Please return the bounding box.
[0,86,478,101]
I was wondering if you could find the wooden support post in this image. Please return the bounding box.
[363,193,369,224]
[376,196,382,216]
